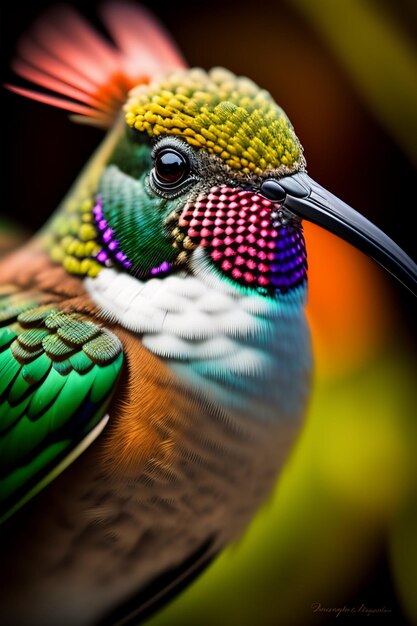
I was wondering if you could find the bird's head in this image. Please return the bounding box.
[89,65,416,300]
[94,67,307,299]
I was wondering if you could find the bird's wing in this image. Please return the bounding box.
[0,287,123,523]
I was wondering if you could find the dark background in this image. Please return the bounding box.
[1,1,416,624]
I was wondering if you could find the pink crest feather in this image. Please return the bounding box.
[6,2,187,128]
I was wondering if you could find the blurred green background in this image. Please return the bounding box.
[1,0,416,624]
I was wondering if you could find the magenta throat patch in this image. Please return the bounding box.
[178,186,307,295]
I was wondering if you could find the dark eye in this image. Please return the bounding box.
[154,149,189,186]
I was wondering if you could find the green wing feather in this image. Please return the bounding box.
[0,290,123,523]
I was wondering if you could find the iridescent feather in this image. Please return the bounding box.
[0,295,123,522]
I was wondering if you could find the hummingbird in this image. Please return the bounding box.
[0,3,416,626]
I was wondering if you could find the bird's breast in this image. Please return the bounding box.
[86,258,312,425]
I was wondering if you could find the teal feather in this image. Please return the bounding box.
[26,367,69,419]
[89,354,123,403]
[18,328,49,350]
[0,357,20,396]
[42,334,77,359]
[57,318,99,345]
[44,310,73,330]
[0,397,31,435]
[0,412,53,471]
[18,306,58,326]
[8,371,34,405]
[69,350,95,374]
[11,341,43,363]
[44,373,92,432]
[21,353,52,384]
[0,325,19,350]
[52,359,73,375]
[0,304,32,323]
[83,330,122,364]
[107,131,153,180]
[0,440,69,505]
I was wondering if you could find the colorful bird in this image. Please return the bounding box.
[0,3,416,626]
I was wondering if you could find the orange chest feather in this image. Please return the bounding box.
[102,327,198,478]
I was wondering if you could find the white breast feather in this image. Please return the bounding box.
[85,253,311,423]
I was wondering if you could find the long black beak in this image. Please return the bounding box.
[261,172,417,296]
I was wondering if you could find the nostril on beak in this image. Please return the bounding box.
[260,179,287,202]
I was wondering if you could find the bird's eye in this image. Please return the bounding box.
[150,141,197,198]
[153,149,189,187]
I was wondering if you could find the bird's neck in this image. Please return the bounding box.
[35,121,124,277]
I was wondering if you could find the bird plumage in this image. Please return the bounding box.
[0,245,307,626]
[1,3,415,625]
[0,5,311,624]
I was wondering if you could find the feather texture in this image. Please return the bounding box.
[7,2,186,127]
[86,262,311,422]
[0,291,123,522]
